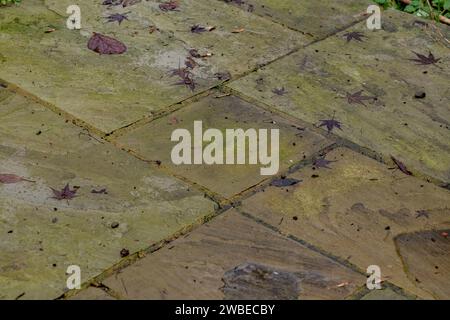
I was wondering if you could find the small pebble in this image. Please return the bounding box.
[414,91,426,99]
[111,221,120,229]
[120,248,130,258]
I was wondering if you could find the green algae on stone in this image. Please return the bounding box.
[115,93,333,199]
[0,92,216,299]
[0,0,306,133]
[228,10,450,183]
[219,0,372,39]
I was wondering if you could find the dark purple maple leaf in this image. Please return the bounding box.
[105,13,129,25]
[390,156,413,176]
[51,184,78,200]
[313,157,336,169]
[272,87,287,96]
[409,51,440,65]
[88,32,127,55]
[345,90,376,107]
[318,116,343,133]
[271,178,301,187]
[343,31,366,42]
[159,0,179,11]
[416,210,429,219]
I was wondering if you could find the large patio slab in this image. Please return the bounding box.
[0,0,305,133]
[239,147,450,299]
[0,91,216,299]
[395,229,450,299]
[219,0,372,39]
[227,10,450,183]
[99,210,365,300]
[114,93,333,199]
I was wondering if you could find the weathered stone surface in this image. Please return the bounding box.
[103,210,365,300]
[0,92,216,299]
[220,0,372,39]
[222,262,301,300]
[0,0,305,133]
[395,229,450,299]
[228,11,450,183]
[115,93,333,199]
[69,287,115,300]
[360,288,410,300]
[240,148,450,298]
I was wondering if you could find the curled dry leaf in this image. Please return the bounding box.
[0,174,35,184]
[232,28,245,33]
[88,32,127,55]
[390,156,413,176]
[191,25,216,33]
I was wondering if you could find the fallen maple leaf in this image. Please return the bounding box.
[409,51,441,66]
[105,13,129,25]
[51,184,78,200]
[87,32,127,55]
[318,117,343,133]
[345,90,376,107]
[343,31,366,42]
[0,174,35,184]
[313,157,336,169]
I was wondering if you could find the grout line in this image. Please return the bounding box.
[60,203,232,300]
[236,208,420,300]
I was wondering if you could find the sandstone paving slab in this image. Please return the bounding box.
[0,92,216,299]
[219,0,372,39]
[0,0,305,133]
[102,209,365,300]
[239,147,450,299]
[115,93,333,199]
[227,10,450,183]
[395,229,450,299]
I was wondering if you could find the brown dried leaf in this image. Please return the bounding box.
[87,32,127,55]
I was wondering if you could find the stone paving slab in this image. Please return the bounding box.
[227,10,450,183]
[239,147,450,299]
[219,0,372,39]
[0,0,305,134]
[395,229,450,299]
[99,209,365,300]
[115,93,333,199]
[0,91,216,299]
